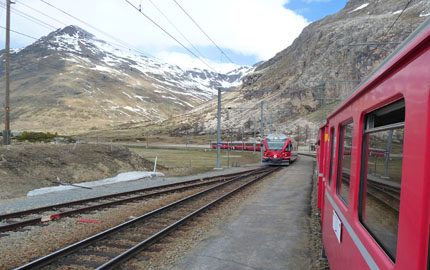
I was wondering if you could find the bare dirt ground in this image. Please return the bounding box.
[0,143,158,200]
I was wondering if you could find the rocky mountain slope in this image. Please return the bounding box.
[0,25,252,133]
[176,0,430,141]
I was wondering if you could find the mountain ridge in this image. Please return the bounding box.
[0,25,253,134]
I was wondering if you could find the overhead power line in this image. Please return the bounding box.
[0,25,38,40]
[0,2,57,31]
[172,0,235,64]
[145,0,213,69]
[39,0,155,59]
[359,0,413,79]
[16,0,68,26]
[383,0,413,39]
[124,0,217,72]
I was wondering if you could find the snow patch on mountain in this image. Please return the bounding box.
[42,25,251,105]
[350,3,369,13]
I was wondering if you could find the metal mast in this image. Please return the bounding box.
[3,0,11,145]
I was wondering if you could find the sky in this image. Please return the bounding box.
[0,0,347,72]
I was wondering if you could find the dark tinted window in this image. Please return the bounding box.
[267,139,286,150]
[359,100,405,261]
[336,122,353,205]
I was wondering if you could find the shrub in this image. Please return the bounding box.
[16,131,58,142]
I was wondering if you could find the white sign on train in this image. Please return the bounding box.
[332,210,342,243]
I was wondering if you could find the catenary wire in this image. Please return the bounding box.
[15,0,159,63]
[0,2,57,31]
[145,0,213,70]
[16,0,68,26]
[124,0,217,72]
[39,0,156,59]
[0,25,39,40]
[359,0,413,81]
[172,0,235,64]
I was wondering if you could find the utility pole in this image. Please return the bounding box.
[3,0,11,145]
[260,101,264,163]
[253,117,256,153]
[186,129,189,150]
[215,87,222,169]
[240,127,244,151]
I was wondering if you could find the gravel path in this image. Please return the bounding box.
[0,186,213,269]
[0,165,260,215]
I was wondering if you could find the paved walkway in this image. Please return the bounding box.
[175,156,314,270]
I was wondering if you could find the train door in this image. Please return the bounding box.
[317,125,327,210]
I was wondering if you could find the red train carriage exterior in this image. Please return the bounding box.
[210,141,261,151]
[262,134,298,165]
[316,18,430,270]
[244,141,261,151]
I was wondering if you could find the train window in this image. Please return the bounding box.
[336,122,353,205]
[427,234,429,270]
[359,99,405,261]
[328,127,335,184]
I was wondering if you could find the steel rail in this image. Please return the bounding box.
[1,168,258,220]
[0,169,259,233]
[14,167,278,270]
[98,167,279,269]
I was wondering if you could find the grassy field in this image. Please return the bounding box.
[130,147,261,176]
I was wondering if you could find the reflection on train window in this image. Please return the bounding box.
[359,99,405,261]
[267,138,287,150]
[336,122,353,205]
[329,127,335,184]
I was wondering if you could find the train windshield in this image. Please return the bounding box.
[266,139,286,150]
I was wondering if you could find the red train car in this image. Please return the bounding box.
[244,142,261,151]
[316,18,430,270]
[210,141,261,151]
[262,134,297,165]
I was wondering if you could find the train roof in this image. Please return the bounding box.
[327,16,430,119]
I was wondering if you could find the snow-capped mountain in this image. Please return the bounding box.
[0,25,252,133]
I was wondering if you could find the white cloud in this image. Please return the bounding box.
[4,0,309,67]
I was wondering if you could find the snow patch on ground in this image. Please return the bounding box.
[420,12,430,17]
[27,171,164,196]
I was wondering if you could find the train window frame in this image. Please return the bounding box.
[358,99,405,262]
[328,127,336,185]
[336,120,353,206]
[427,234,429,270]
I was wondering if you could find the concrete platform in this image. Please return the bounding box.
[175,156,314,270]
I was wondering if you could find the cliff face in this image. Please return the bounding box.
[234,0,430,129]
[144,0,430,141]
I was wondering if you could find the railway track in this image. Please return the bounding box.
[15,166,279,270]
[0,169,260,235]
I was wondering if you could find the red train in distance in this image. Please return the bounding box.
[316,17,430,270]
[209,141,261,151]
[262,134,298,165]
